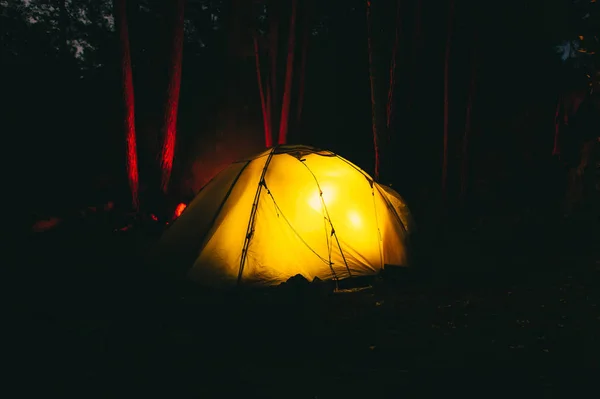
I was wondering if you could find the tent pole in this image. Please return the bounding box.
[237,147,277,285]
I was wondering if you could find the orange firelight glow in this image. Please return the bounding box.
[174,202,187,218]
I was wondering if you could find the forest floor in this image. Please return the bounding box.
[12,208,600,398]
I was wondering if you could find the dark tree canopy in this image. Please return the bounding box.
[1,0,595,220]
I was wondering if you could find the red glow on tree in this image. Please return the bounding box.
[366,0,380,181]
[114,0,139,211]
[255,0,308,147]
[266,80,273,141]
[173,202,187,218]
[277,0,298,145]
[269,2,279,134]
[254,35,273,148]
[32,217,62,233]
[553,89,587,160]
[159,0,186,193]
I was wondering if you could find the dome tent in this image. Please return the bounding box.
[155,145,414,287]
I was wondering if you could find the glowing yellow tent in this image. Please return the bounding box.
[157,145,414,287]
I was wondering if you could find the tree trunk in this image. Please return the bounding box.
[159,0,186,193]
[413,0,422,54]
[296,0,312,126]
[555,89,587,163]
[386,0,401,130]
[366,0,382,181]
[442,0,455,201]
[268,0,279,136]
[460,49,477,204]
[266,80,273,146]
[254,35,272,147]
[277,0,298,145]
[114,0,139,211]
[552,99,561,156]
[407,0,421,115]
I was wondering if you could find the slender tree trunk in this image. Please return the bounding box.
[277,0,298,145]
[159,0,186,193]
[413,0,422,50]
[552,98,561,156]
[555,89,587,162]
[386,0,401,130]
[442,0,455,201]
[407,0,421,114]
[266,2,275,141]
[114,0,139,210]
[296,0,311,125]
[460,51,477,204]
[366,0,381,181]
[269,1,279,135]
[254,35,272,147]
[266,80,273,145]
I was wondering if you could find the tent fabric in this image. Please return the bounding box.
[156,144,414,287]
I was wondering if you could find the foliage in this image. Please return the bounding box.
[2,0,589,220]
[555,0,599,88]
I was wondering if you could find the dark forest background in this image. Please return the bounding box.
[1,0,597,227]
[5,3,600,395]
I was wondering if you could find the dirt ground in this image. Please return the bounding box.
[12,213,600,398]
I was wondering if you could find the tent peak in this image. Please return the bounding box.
[271,144,336,158]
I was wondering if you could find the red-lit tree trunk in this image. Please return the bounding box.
[366,0,381,181]
[265,80,273,147]
[268,0,279,137]
[553,89,587,160]
[254,35,272,147]
[442,0,455,201]
[460,49,477,204]
[114,0,139,210]
[277,0,298,145]
[159,0,185,193]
